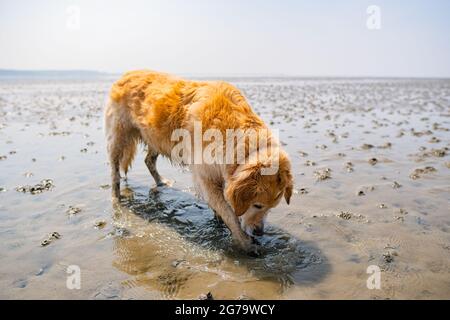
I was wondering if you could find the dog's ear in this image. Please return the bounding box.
[234,189,254,216]
[284,179,293,205]
[225,167,259,216]
[278,152,293,205]
[278,169,293,204]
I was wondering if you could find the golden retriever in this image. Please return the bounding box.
[104,70,293,253]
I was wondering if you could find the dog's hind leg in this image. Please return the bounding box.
[106,126,122,200]
[145,151,171,187]
[105,103,121,199]
[110,156,121,199]
[105,100,139,199]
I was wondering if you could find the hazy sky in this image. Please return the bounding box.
[1,0,449,77]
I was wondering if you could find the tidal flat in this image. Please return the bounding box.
[0,76,449,299]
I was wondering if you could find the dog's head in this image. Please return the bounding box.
[225,150,293,237]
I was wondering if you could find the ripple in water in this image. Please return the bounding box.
[114,186,329,297]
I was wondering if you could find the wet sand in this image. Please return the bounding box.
[0,76,449,299]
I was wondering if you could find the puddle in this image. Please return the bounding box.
[110,187,328,298]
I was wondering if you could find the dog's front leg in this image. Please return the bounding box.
[199,177,257,254]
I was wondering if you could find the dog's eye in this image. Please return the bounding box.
[253,204,263,209]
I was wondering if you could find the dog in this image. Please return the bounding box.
[104,70,293,253]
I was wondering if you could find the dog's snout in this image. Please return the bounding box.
[253,226,264,236]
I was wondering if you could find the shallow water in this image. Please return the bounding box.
[0,77,449,299]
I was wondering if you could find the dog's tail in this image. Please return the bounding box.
[119,132,140,176]
[104,99,141,177]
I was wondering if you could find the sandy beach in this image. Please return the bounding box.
[0,76,449,299]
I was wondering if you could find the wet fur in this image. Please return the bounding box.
[105,70,293,253]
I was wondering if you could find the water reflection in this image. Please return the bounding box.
[111,186,330,299]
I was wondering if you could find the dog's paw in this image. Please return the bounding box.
[246,244,261,257]
[156,178,174,187]
[111,195,122,209]
[235,235,261,257]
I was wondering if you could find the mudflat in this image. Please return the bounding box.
[0,77,449,299]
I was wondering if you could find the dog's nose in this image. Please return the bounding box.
[253,226,264,237]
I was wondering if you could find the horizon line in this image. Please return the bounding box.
[0,69,449,80]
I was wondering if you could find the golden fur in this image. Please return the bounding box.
[105,70,293,253]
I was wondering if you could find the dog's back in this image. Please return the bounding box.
[105,70,268,198]
[105,71,185,171]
